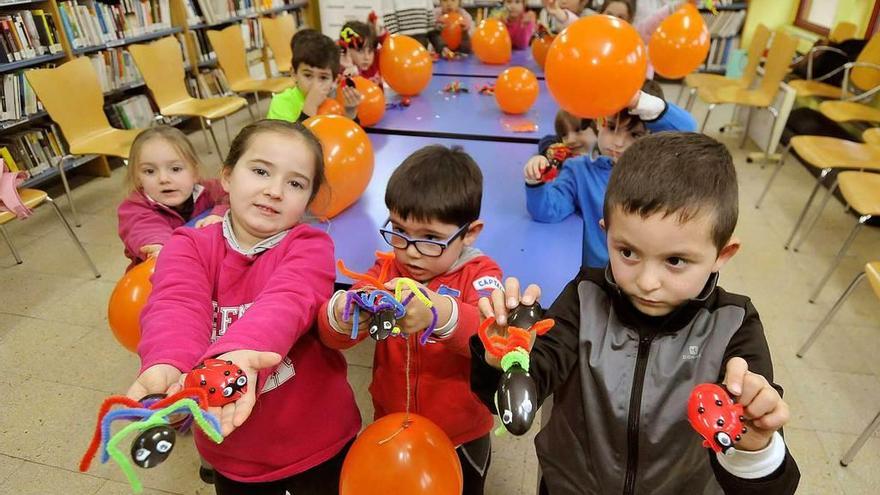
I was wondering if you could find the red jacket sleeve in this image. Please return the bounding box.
[117,194,175,259]
[203,226,336,360]
[440,257,502,357]
[316,257,385,349]
[138,229,215,373]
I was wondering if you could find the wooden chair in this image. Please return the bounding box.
[819,100,880,124]
[695,31,799,161]
[796,261,880,466]
[25,57,141,160]
[0,167,100,277]
[829,21,858,43]
[129,36,250,157]
[260,13,296,74]
[682,24,771,111]
[207,24,294,115]
[789,33,880,101]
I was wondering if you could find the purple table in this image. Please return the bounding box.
[320,134,581,302]
[369,75,557,144]
[433,49,544,79]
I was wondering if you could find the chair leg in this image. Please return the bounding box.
[46,196,100,278]
[56,157,81,227]
[253,92,262,118]
[793,179,839,252]
[841,409,880,466]
[222,116,232,149]
[245,100,256,121]
[739,106,753,149]
[809,216,869,303]
[0,224,22,263]
[700,103,716,133]
[797,272,865,357]
[762,107,779,168]
[685,87,697,112]
[205,119,224,158]
[784,168,831,250]
[755,142,791,209]
[199,117,213,155]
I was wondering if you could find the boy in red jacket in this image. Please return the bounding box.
[318,145,501,495]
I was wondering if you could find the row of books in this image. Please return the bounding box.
[88,47,143,93]
[58,0,173,51]
[187,28,215,63]
[704,36,740,73]
[0,124,67,178]
[0,71,39,123]
[241,17,261,50]
[196,67,230,97]
[193,0,256,26]
[0,10,63,64]
[701,10,747,38]
[106,94,156,129]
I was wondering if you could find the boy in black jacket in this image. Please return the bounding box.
[471,132,800,494]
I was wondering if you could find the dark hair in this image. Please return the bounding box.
[339,21,378,51]
[291,29,341,77]
[590,79,664,134]
[603,132,738,251]
[600,0,635,21]
[224,119,326,204]
[385,145,483,226]
[554,109,592,136]
[641,79,664,99]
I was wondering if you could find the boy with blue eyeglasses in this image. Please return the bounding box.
[317,145,501,495]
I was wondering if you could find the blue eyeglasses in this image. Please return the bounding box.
[379,220,470,257]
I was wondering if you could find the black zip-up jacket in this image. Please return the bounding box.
[470,268,800,495]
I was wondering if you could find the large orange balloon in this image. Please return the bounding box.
[472,18,511,65]
[379,35,432,96]
[337,76,386,126]
[439,12,464,50]
[531,32,555,69]
[340,413,462,495]
[545,15,646,118]
[318,98,345,116]
[649,3,710,79]
[303,114,374,218]
[495,67,539,114]
[107,257,156,353]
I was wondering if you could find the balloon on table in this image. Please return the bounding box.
[494,67,539,114]
[472,18,512,65]
[439,12,464,50]
[337,76,386,126]
[379,35,433,96]
[318,98,345,116]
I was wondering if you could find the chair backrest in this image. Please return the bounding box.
[260,14,295,73]
[129,36,192,111]
[207,25,251,87]
[25,57,114,146]
[741,24,772,87]
[864,127,880,146]
[829,22,858,43]
[851,34,880,91]
[755,31,799,103]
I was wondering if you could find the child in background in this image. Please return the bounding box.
[338,21,383,87]
[539,0,587,33]
[474,132,800,495]
[117,126,227,268]
[267,29,362,122]
[317,146,502,495]
[524,81,696,269]
[497,0,536,50]
[536,109,597,162]
[382,0,453,57]
[434,0,474,53]
[127,120,361,495]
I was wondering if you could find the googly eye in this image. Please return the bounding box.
[156,440,173,453]
[223,386,234,397]
[235,375,247,387]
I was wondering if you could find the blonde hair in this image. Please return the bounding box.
[126,126,204,192]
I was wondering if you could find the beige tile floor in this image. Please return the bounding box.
[1,99,879,494]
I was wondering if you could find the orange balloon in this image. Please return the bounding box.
[495,67,539,114]
[649,3,710,79]
[318,98,345,116]
[472,18,511,65]
[531,32,555,69]
[337,76,386,126]
[339,413,462,495]
[440,12,464,50]
[545,15,646,118]
[107,257,156,353]
[303,114,374,218]
[379,35,433,96]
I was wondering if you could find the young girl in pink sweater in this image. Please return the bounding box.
[499,0,536,50]
[126,120,361,494]
[117,126,227,268]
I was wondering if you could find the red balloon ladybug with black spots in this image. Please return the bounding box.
[184,359,248,407]
[687,383,748,454]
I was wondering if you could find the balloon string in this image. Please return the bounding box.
[377,340,413,445]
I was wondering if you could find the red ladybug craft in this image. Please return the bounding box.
[687,383,748,454]
[184,359,248,407]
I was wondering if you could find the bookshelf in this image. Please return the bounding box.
[698,1,749,75]
[0,0,311,190]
